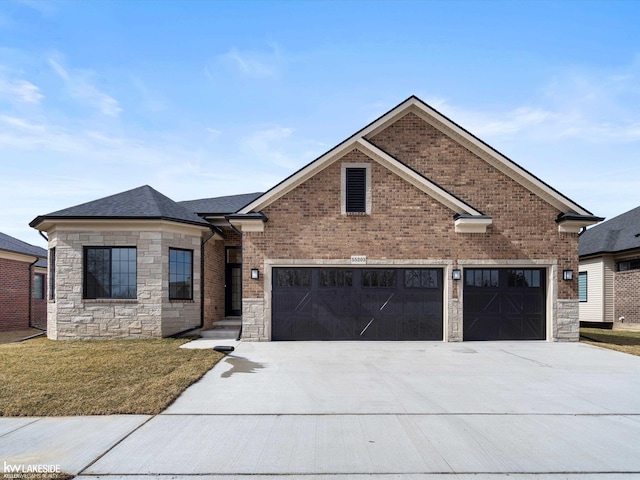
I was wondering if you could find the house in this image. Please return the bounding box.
[579,206,640,327]
[0,232,48,331]
[30,96,602,341]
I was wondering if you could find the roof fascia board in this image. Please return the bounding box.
[356,138,482,215]
[34,219,213,236]
[580,246,640,259]
[392,101,593,216]
[0,250,42,263]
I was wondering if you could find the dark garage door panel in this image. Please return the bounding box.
[272,268,443,341]
[463,268,546,341]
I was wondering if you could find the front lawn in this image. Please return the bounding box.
[0,337,223,416]
[580,328,640,357]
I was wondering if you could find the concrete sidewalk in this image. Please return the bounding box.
[2,341,640,478]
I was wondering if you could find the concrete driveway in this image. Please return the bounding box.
[3,341,640,478]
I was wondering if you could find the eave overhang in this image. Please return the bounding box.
[225,212,269,232]
[556,213,605,233]
[29,216,222,238]
[453,214,493,234]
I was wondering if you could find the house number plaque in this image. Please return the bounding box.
[350,255,367,264]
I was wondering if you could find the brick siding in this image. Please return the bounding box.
[241,112,579,340]
[0,257,47,331]
[0,257,31,330]
[203,230,241,328]
[615,269,640,323]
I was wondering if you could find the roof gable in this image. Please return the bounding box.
[580,206,640,257]
[239,136,483,217]
[0,232,47,258]
[240,95,594,218]
[30,185,212,229]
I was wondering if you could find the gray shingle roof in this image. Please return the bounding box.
[30,185,211,228]
[579,205,640,257]
[0,232,47,259]
[179,192,264,215]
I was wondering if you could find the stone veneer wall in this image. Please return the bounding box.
[555,299,579,341]
[48,223,205,339]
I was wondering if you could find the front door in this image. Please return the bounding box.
[225,247,242,317]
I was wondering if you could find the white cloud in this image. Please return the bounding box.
[239,125,323,170]
[0,75,43,104]
[218,44,283,78]
[48,56,122,117]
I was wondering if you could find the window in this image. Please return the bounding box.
[578,272,588,302]
[49,248,56,300]
[404,269,439,288]
[362,269,396,287]
[33,274,45,299]
[169,248,193,300]
[275,269,311,287]
[320,269,353,287]
[465,269,499,288]
[84,247,137,299]
[341,163,371,214]
[508,269,541,288]
[618,259,640,272]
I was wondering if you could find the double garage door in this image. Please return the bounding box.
[272,267,546,341]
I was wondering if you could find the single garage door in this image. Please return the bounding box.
[463,268,546,341]
[272,267,443,341]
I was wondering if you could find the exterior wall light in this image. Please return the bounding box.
[563,269,573,281]
[452,269,462,281]
[251,268,259,280]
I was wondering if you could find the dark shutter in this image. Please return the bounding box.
[346,168,366,213]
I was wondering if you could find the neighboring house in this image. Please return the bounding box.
[0,232,48,331]
[30,96,602,341]
[579,206,640,327]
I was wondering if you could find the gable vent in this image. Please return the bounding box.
[346,168,366,213]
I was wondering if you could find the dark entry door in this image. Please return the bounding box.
[272,267,443,341]
[463,268,546,341]
[225,247,242,317]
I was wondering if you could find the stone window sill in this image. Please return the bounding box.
[83,299,138,304]
[169,299,195,303]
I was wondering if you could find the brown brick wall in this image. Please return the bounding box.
[243,122,579,300]
[203,230,241,328]
[0,257,47,331]
[615,269,640,324]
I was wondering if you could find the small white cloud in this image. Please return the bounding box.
[0,73,44,104]
[219,44,283,78]
[240,125,322,170]
[206,127,221,139]
[48,56,122,117]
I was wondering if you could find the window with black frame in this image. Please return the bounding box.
[169,248,193,300]
[84,247,137,299]
[33,273,45,299]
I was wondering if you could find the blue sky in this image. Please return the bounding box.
[1,0,639,247]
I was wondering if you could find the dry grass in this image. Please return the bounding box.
[580,328,640,357]
[0,337,223,416]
